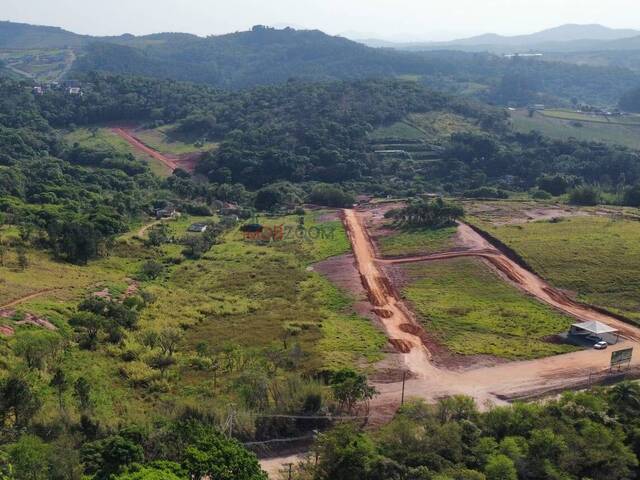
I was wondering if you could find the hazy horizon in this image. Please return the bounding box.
[3,0,640,42]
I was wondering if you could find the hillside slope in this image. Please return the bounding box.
[3,21,640,105]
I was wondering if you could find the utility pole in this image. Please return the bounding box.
[284,462,294,480]
[223,407,235,438]
[401,371,407,406]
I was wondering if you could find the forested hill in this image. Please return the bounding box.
[69,26,640,103]
[0,21,88,48]
[2,21,640,105]
[71,26,445,89]
[4,72,640,200]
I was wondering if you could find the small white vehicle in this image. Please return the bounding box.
[594,341,608,350]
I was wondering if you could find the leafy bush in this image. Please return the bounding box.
[537,174,577,196]
[568,185,602,206]
[531,189,552,200]
[308,185,355,208]
[388,198,464,229]
[622,184,640,207]
[119,361,160,387]
[463,187,509,199]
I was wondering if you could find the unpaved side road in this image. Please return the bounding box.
[381,223,640,342]
[0,288,61,310]
[110,127,180,172]
[343,208,640,410]
[259,209,640,477]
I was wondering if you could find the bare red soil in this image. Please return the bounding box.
[342,207,640,412]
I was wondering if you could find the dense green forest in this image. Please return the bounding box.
[0,76,230,264]
[3,73,640,215]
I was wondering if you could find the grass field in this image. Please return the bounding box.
[368,112,481,143]
[0,48,73,82]
[511,110,640,150]
[401,257,577,359]
[479,215,640,323]
[541,109,640,126]
[65,127,173,176]
[134,125,218,156]
[409,112,481,142]
[0,210,385,428]
[369,121,425,141]
[377,226,457,257]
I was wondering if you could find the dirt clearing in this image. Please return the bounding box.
[342,207,640,411]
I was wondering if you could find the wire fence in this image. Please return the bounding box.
[232,411,396,447]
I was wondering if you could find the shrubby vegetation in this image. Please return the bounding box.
[620,85,640,113]
[308,185,355,208]
[292,385,640,480]
[568,185,602,206]
[386,199,464,229]
[0,414,268,479]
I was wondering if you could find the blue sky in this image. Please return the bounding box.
[3,0,640,41]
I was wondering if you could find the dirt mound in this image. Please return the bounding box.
[399,323,422,336]
[388,339,413,353]
[373,308,393,319]
[0,325,14,336]
[378,277,400,301]
[0,309,56,331]
[360,275,385,307]
[176,152,204,172]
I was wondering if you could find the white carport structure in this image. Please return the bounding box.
[569,321,620,343]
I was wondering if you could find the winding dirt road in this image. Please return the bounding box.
[0,288,61,310]
[343,208,640,409]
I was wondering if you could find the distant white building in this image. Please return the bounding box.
[68,87,82,96]
[187,223,208,233]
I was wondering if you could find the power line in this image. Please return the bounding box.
[243,433,316,446]
[242,413,383,420]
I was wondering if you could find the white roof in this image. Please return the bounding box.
[572,321,618,335]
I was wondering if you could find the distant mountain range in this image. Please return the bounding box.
[1,20,640,106]
[360,24,640,53]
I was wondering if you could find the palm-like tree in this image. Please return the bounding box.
[609,382,640,415]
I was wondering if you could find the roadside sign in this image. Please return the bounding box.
[611,348,633,369]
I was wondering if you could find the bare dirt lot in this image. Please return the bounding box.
[342,206,640,416]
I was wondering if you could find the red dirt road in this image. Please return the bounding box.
[380,223,640,342]
[111,128,179,172]
[342,208,640,409]
[111,127,203,173]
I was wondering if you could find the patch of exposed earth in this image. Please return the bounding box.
[0,308,56,335]
[462,201,591,226]
[312,251,408,382]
